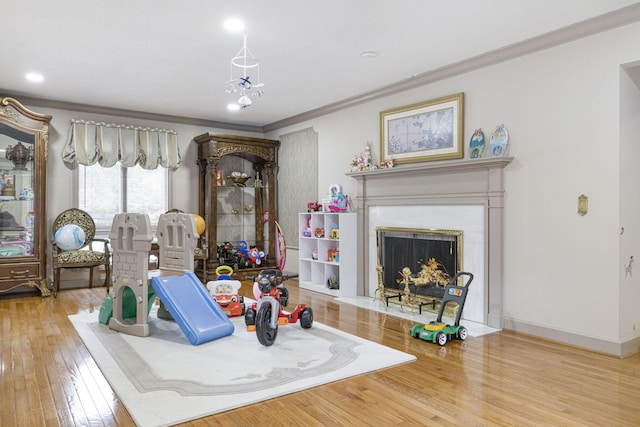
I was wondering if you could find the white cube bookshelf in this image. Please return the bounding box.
[298,212,357,297]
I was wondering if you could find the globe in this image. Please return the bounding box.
[54,224,86,251]
[192,214,205,235]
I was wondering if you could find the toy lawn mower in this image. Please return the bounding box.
[245,269,313,346]
[410,272,473,346]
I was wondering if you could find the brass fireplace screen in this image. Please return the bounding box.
[375,226,462,314]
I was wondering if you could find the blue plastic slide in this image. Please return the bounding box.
[151,271,234,345]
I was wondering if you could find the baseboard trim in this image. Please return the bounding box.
[503,317,640,358]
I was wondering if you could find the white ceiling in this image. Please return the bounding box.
[2,0,639,129]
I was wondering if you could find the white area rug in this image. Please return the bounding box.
[69,305,416,427]
[336,296,500,337]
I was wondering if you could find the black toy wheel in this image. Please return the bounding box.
[458,327,468,340]
[300,308,313,329]
[256,304,278,346]
[279,287,289,307]
[244,307,256,326]
[239,296,246,316]
[436,332,447,346]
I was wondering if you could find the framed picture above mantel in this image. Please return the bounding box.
[380,92,464,165]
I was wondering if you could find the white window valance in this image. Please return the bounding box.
[62,120,182,169]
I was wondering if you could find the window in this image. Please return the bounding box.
[78,164,169,233]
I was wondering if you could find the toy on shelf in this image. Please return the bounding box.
[327,184,349,212]
[307,202,322,212]
[218,240,265,269]
[328,192,348,212]
[206,265,246,317]
[327,249,340,262]
[248,246,266,266]
[314,228,325,238]
[245,269,312,346]
[327,276,339,289]
[217,241,250,269]
[410,272,474,346]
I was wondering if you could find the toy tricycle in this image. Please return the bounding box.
[410,272,473,346]
[245,269,313,346]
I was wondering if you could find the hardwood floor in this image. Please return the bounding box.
[2,279,640,426]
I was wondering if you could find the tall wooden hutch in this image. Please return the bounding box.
[193,133,279,281]
[0,97,51,296]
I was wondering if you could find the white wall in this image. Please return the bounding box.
[619,65,640,342]
[268,22,640,347]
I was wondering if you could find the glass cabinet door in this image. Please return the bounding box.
[0,129,35,258]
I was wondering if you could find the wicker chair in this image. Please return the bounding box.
[51,208,110,296]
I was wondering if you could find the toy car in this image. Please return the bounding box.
[410,272,473,346]
[206,266,246,317]
[245,269,312,346]
[307,202,322,212]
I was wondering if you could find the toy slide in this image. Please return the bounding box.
[151,271,234,345]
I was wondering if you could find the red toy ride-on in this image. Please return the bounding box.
[245,269,313,346]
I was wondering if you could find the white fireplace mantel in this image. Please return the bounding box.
[347,157,513,329]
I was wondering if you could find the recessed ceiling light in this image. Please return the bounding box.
[224,19,245,32]
[360,51,378,58]
[227,103,241,111]
[25,72,44,83]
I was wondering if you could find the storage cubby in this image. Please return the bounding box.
[298,212,357,297]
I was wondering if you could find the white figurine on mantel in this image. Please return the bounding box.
[364,141,373,168]
[350,141,376,172]
[489,124,509,157]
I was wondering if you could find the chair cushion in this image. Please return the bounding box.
[57,250,105,265]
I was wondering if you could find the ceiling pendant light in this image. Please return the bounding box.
[225,28,264,109]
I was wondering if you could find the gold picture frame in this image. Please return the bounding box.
[380,92,464,164]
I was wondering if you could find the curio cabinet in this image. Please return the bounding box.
[194,133,280,281]
[0,97,51,296]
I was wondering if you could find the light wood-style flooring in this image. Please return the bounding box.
[2,279,640,426]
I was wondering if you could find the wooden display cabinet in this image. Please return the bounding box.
[193,133,279,281]
[0,97,51,296]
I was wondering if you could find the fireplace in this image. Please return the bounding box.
[347,157,512,328]
[377,227,462,312]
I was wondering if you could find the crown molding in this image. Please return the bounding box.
[263,3,640,133]
[1,93,264,134]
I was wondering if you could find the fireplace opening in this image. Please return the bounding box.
[376,227,462,313]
